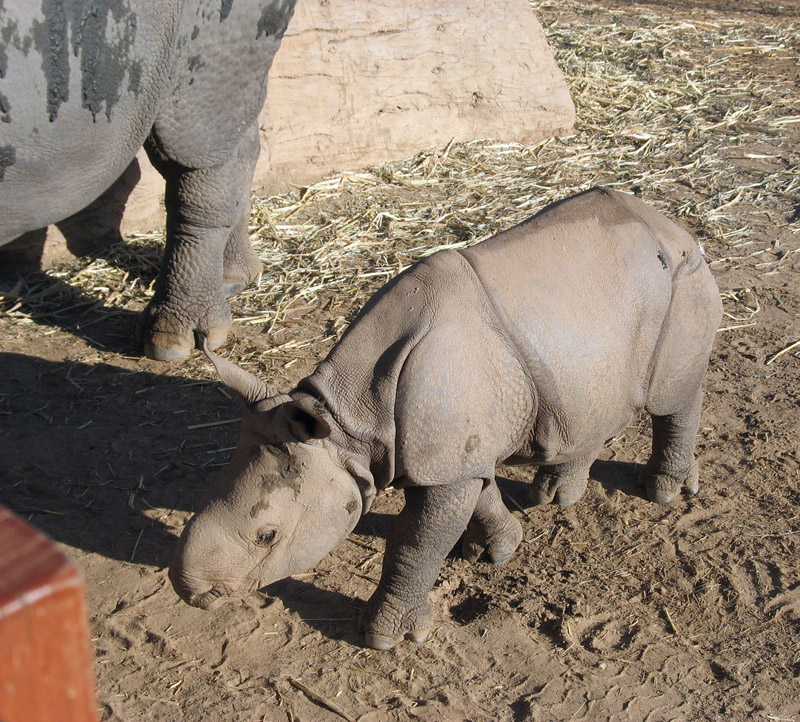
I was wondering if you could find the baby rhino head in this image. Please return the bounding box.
[169,347,364,610]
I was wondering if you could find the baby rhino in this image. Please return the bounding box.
[170,188,722,650]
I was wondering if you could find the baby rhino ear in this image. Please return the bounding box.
[284,398,332,442]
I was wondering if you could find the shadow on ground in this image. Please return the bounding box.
[263,577,365,646]
[0,234,162,356]
[0,352,231,568]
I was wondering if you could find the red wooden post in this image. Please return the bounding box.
[0,505,99,722]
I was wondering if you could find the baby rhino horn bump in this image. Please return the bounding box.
[201,337,268,406]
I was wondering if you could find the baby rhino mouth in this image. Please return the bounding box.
[189,586,228,610]
[168,566,233,610]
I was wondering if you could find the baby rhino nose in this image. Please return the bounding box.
[168,563,230,610]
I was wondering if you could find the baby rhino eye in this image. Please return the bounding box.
[255,528,277,547]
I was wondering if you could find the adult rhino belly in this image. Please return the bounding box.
[0,0,175,242]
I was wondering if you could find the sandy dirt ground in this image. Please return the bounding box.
[1,0,798,720]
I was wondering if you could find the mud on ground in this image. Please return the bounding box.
[1,0,798,720]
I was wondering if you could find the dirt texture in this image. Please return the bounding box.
[1,0,798,720]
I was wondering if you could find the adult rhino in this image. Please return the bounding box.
[0,0,298,359]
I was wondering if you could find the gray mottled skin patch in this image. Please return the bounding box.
[187,54,204,72]
[250,499,269,518]
[464,434,481,454]
[262,447,302,494]
[71,0,139,121]
[0,144,16,180]
[0,18,32,125]
[1,17,35,82]
[0,22,11,78]
[31,0,69,121]
[248,449,302,517]
[126,58,141,94]
[256,0,292,38]
[30,0,140,122]
[0,93,10,123]
[219,0,234,21]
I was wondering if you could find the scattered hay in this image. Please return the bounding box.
[2,0,798,364]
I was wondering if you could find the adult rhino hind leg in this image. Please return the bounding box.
[361,478,483,650]
[529,452,596,506]
[140,123,261,360]
[462,477,522,564]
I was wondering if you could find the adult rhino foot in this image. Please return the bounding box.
[359,591,432,651]
[363,627,430,651]
[640,460,699,504]
[139,303,232,361]
[143,329,194,361]
[530,470,588,507]
[462,515,522,565]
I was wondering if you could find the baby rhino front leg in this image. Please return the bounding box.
[361,478,483,650]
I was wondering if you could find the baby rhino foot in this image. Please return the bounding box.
[640,459,699,504]
[530,469,588,507]
[462,514,522,565]
[359,590,432,651]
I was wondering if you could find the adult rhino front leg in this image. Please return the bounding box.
[141,122,262,360]
[361,478,483,650]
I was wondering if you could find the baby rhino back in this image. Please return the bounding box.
[459,188,693,463]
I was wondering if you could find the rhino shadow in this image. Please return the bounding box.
[262,577,365,646]
[0,159,167,356]
[0,271,146,355]
[0,352,240,570]
[589,459,649,501]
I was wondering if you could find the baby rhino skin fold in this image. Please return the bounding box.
[169,188,722,650]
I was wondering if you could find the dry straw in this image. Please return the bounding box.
[2,0,798,371]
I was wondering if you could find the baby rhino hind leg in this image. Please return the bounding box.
[529,453,596,507]
[640,251,721,503]
[462,478,523,564]
[640,391,702,504]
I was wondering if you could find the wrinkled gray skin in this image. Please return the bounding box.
[170,188,722,649]
[0,0,297,360]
